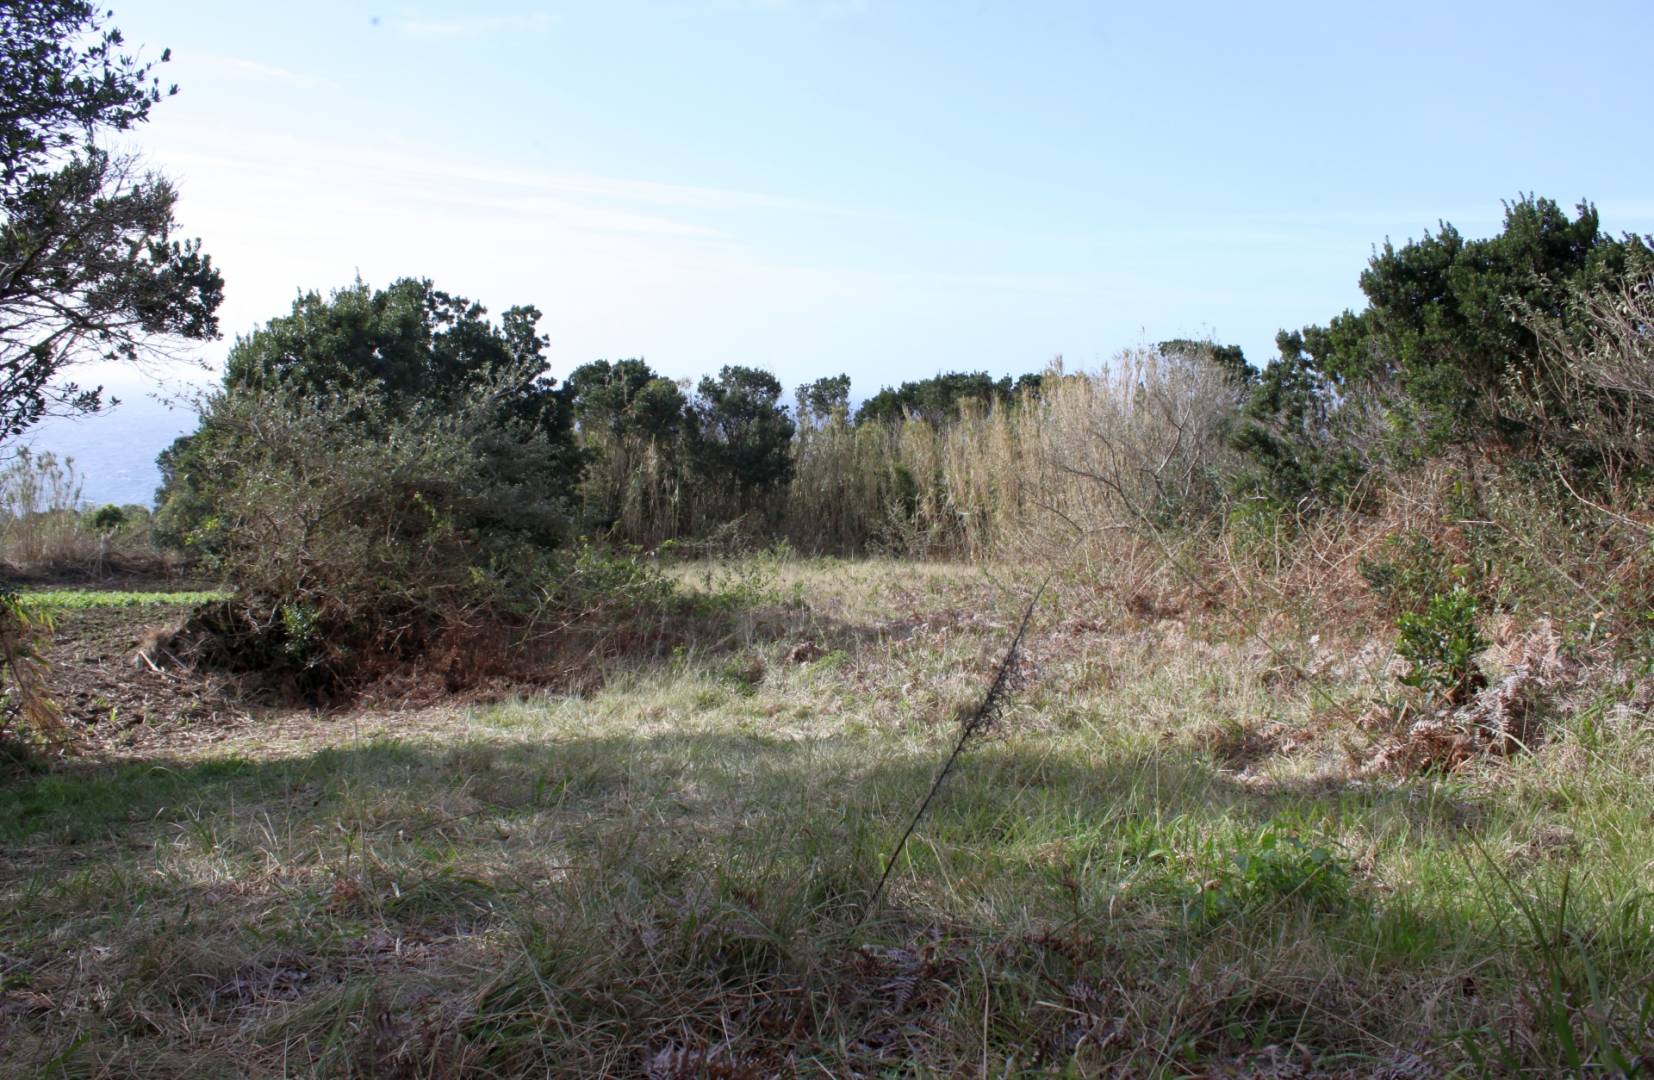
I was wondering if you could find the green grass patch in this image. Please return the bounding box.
[17,588,225,610]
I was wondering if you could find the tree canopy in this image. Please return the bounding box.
[0,0,222,441]
[688,365,795,499]
[854,370,1042,425]
[220,277,576,466]
[795,373,851,426]
[1289,196,1651,448]
[564,358,687,445]
[156,279,582,549]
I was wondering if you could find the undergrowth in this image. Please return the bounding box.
[3,559,1651,1076]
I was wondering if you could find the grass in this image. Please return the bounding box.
[2,558,1652,1076]
[15,588,226,610]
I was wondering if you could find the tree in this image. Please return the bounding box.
[854,370,1041,425]
[1300,196,1651,448]
[220,277,577,474]
[688,366,795,499]
[155,278,581,549]
[563,358,689,535]
[794,373,850,426]
[0,1,222,441]
[565,358,687,444]
[1228,331,1372,506]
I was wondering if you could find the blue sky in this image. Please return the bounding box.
[28,0,1654,502]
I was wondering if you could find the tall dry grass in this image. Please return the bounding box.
[0,449,170,579]
[793,350,1239,560]
[590,349,1244,561]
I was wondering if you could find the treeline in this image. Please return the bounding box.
[157,195,1654,561]
[140,195,1654,691]
[148,282,1068,557]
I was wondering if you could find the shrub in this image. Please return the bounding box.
[169,366,579,692]
[1358,531,1460,616]
[1396,587,1487,705]
[1514,272,1654,486]
[156,277,582,553]
[0,590,67,748]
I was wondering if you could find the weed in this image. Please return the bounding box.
[1191,825,1354,924]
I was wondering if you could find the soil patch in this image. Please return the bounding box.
[36,602,252,752]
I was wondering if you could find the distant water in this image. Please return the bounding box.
[12,393,204,509]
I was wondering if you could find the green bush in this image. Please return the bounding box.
[1192,826,1352,925]
[1396,587,1487,704]
[167,370,580,690]
[1358,532,1462,615]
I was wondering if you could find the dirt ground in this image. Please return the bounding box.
[34,600,256,754]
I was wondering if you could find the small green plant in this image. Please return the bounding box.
[279,603,321,664]
[1396,586,1486,704]
[1193,826,1352,924]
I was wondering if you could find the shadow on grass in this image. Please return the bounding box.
[6,728,1643,1077]
[0,726,1495,867]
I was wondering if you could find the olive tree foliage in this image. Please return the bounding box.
[0,1,222,441]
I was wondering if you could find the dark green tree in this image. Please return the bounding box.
[156,279,581,548]
[0,0,222,441]
[1228,331,1369,506]
[855,370,1040,425]
[688,366,795,499]
[563,358,690,534]
[1303,196,1651,448]
[565,358,686,444]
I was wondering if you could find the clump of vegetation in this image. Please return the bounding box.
[1396,587,1488,705]
[0,449,167,577]
[0,589,66,748]
[148,279,608,696]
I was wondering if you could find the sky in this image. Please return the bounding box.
[22,0,1654,505]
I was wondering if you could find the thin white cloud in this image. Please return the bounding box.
[188,52,337,90]
[148,124,848,223]
[394,11,557,39]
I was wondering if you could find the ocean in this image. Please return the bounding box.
[13,393,204,509]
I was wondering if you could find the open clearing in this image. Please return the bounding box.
[3,559,1652,1077]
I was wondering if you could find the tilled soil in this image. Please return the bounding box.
[37,604,253,753]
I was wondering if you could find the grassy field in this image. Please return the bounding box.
[2,559,1651,1077]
